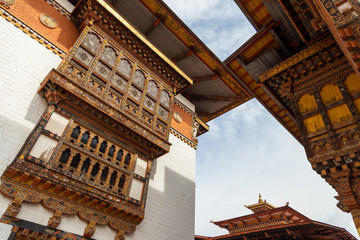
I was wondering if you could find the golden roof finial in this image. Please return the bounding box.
[259,193,263,203]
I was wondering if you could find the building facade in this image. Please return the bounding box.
[0,0,228,239]
[223,0,360,236]
[3,0,360,239]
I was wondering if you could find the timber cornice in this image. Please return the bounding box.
[39,69,171,156]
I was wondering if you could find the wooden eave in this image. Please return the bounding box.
[234,0,273,31]
[208,221,356,240]
[136,0,252,122]
[195,236,210,240]
[212,206,310,227]
[226,21,280,64]
[225,27,301,143]
[276,0,308,44]
[72,0,193,92]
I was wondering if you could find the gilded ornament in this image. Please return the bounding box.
[173,112,182,123]
[39,14,58,29]
[0,0,15,9]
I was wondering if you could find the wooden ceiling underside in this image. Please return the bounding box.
[109,0,252,122]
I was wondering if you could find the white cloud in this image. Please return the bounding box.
[163,0,256,60]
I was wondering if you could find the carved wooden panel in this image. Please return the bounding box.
[59,26,174,140]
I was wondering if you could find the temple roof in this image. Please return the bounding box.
[244,194,276,213]
[208,196,356,240]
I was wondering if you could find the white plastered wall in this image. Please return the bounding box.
[0,17,196,240]
[0,16,62,237]
[126,133,196,240]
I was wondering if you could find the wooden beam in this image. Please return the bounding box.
[286,229,301,239]
[196,112,211,117]
[245,38,275,64]
[189,95,243,102]
[250,2,264,15]
[304,234,337,240]
[144,17,162,36]
[193,74,219,83]
[258,13,271,26]
[171,49,194,63]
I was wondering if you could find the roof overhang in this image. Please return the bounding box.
[110,0,252,122]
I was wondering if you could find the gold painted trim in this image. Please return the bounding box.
[170,128,197,149]
[195,115,209,131]
[96,0,193,85]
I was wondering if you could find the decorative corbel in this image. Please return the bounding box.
[115,230,125,240]
[48,210,63,229]
[80,11,101,31]
[4,195,24,217]
[44,89,63,106]
[84,220,97,238]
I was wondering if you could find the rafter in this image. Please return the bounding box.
[189,95,243,102]
[144,17,162,36]
[193,74,219,83]
[171,49,195,63]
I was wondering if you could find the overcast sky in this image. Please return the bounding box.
[162,0,358,238]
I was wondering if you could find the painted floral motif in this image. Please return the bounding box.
[74,47,93,66]
[95,61,111,79]
[129,86,142,102]
[111,74,127,91]
[158,106,168,121]
[144,96,155,111]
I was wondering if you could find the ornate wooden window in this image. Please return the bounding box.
[59,26,174,139]
[0,102,152,238]
[25,107,149,204]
